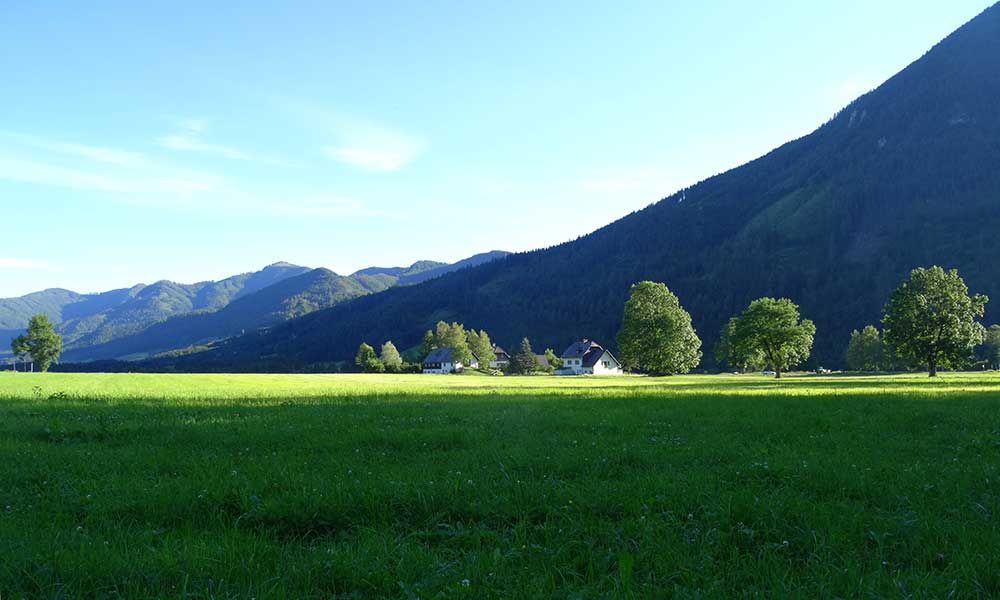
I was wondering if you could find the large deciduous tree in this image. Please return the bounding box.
[13,315,62,372]
[355,342,384,373]
[882,266,988,377]
[466,330,496,367]
[721,298,815,378]
[434,321,472,365]
[617,281,701,375]
[380,341,403,373]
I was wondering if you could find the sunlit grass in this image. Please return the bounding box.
[0,371,998,597]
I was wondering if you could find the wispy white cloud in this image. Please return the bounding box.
[155,117,294,166]
[0,155,380,219]
[0,256,49,270]
[155,117,251,160]
[324,144,422,172]
[278,99,425,172]
[0,132,147,167]
[157,134,253,160]
[0,126,385,219]
[0,157,220,196]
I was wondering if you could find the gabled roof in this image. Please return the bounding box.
[423,347,456,364]
[582,347,620,368]
[423,347,479,365]
[561,339,602,359]
[559,339,621,369]
[492,344,510,360]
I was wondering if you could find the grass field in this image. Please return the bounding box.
[1,372,999,598]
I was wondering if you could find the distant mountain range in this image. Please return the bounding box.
[154,4,1000,371]
[0,251,508,362]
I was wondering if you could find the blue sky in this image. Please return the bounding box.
[0,0,993,297]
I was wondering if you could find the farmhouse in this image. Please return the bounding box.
[423,347,480,374]
[556,339,623,375]
[490,344,510,369]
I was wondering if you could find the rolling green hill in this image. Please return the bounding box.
[181,5,1000,371]
[3,252,510,362]
[61,253,511,362]
[1,262,310,354]
[61,268,372,361]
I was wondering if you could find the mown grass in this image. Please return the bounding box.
[0,372,999,598]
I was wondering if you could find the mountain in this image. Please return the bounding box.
[175,5,1000,371]
[350,251,510,291]
[61,267,372,361]
[1,262,310,355]
[62,253,511,362]
[3,251,511,362]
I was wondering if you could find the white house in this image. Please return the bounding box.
[555,339,623,375]
[423,347,479,374]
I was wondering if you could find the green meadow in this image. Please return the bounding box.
[1,372,999,598]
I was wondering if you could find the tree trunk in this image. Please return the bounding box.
[928,356,937,378]
[775,367,782,379]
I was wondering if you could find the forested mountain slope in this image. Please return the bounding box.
[1,262,310,354]
[61,268,371,361]
[46,252,509,362]
[349,251,509,293]
[188,5,1000,370]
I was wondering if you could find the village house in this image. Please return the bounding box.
[422,347,480,374]
[555,339,623,375]
[490,344,511,369]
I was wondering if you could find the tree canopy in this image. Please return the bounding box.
[845,325,887,372]
[466,330,496,367]
[983,325,1000,370]
[882,266,988,377]
[10,334,29,371]
[432,321,472,365]
[617,281,702,375]
[543,348,562,372]
[355,342,384,373]
[380,341,402,372]
[509,338,538,375]
[715,317,767,373]
[419,330,436,360]
[13,314,62,372]
[719,298,815,378]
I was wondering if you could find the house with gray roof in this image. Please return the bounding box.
[490,344,511,369]
[555,339,623,375]
[422,347,480,374]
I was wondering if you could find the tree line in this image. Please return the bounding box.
[14,265,990,380]
[619,266,989,378]
[355,321,564,375]
[346,266,990,379]
[843,267,991,375]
